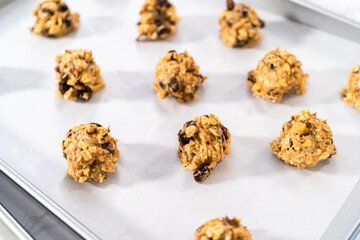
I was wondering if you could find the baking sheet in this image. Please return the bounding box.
[1,0,360,239]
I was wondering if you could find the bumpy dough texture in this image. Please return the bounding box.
[137,0,179,40]
[31,0,79,38]
[194,217,251,240]
[218,0,265,48]
[153,50,207,102]
[341,63,360,111]
[62,123,119,183]
[270,110,337,168]
[177,114,231,182]
[247,47,308,102]
[55,49,105,101]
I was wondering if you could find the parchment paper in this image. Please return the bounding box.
[1,0,360,239]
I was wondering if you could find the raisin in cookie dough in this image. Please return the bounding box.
[62,123,119,183]
[247,47,308,102]
[341,63,360,111]
[137,0,179,41]
[177,114,231,182]
[153,50,207,102]
[270,110,337,168]
[194,217,251,240]
[218,0,265,48]
[31,0,79,38]
[55,49,105,101]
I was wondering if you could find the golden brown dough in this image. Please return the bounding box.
[218,0,265,48]
[153,50,207,103]
[247,47,308,102]
[31,0,79,38]
[177,114,231,182]
[137,0,179,41]
[194,216,251,240]
[55,49,105,101]
[341,63,360,111]
[62,123,119,183]
[270,110,337,168]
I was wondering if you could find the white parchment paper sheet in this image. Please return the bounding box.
[1,0,360,239]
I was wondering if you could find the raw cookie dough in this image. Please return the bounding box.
[247,47,308,102]
[153,50,207,103]
[270,110,337,168]
[177,114,231,182]
[218,0,265,48]
[31,0,79,38]
[341,63,360,111]
[62,123,119,183]
[55,49,105,101]
[194,216,252,240]
[137,0,179,41]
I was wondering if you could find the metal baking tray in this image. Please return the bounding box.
[0,0,360,239]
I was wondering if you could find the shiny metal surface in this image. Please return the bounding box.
[248,0,360,42]
[0,203,33,240]
[320,179,360,240]
[0,159,99,240]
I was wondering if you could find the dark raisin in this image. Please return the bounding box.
[101,142,115,154]
[305,121,312,129]
[270,64,275,69]
[64,14,72,28]
[247,74,256,83]
[259,19,265,28]
[168,50,176,53]
[226,0,235,10]
[221,125,229,140]
[157,0,170,7]
[184,120,196,127]
[226,21,232,27]
[154,16,164,26]
[290,140,293,148]
[77,87,93,101]
[61,73,69,81]
[63,152,67,159]
[159,81,165,89]
[40,28,49,36]
[58,80,71,94]
[168,77,179,91]
[59,4,68,12]
[55,65,60,73]
[235,39,249,47]
[137,21,141,26]
[178,131,193,145]
[42,8,54,15]
[157,27,170,36]
[241,7,249,17]
[193,164,212,182]
[89,123,102,127]
[331,139,334,144]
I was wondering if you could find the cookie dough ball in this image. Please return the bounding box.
[62,123,119,182]
[55,49,105,101]
[153,50,207,103]
[194,217,251,240]
[31,0,79,38]
[341,63,360,111]
[177,114,231,182]
[218,0,265,48]
[247,47,308,102]
[137,0,179,41]
[270,110,337,168]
